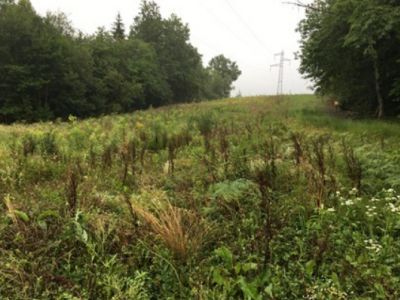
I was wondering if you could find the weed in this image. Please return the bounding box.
[341,138,363,194]
[39,131,58,157]
[134,201,212,262]
[22,134,37,156]
[66,166,80,217]
[291,131,304,165]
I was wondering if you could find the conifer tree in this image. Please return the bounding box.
[112,12,125,40]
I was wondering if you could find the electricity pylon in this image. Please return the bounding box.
[270,51,291,96]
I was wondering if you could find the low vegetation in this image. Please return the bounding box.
[1,95,400,299]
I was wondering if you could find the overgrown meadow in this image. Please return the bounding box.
[1,95,400,299]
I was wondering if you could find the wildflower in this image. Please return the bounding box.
[336,191,341,196]
[388,203,400,213]
[327,208,335,212]
[364,239,383,253]
[345,200,354,206]
[349,187,358,196]
[366,243,383,253]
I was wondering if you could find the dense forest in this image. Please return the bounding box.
[0,0,241,123]
[297,0,400,118]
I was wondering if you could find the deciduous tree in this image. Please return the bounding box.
[297,0,400,117]
[208,55,241,98]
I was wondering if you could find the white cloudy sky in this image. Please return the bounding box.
[30,0,314,96]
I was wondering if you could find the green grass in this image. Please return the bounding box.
[1,95,400,299]
[280,95,400,139]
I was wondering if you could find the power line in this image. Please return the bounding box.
[223,0,274,55]
[192,36,270,72]
[194,0,265,56]
[162,0,274,73]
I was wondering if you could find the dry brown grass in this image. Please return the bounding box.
[4,194,19,226]
[134,201,212,261]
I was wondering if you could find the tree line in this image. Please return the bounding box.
[297,0,400,118]
[0,0,241,123]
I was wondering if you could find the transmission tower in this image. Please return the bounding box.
[270,51,291,96]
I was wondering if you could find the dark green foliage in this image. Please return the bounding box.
[207,54,242,98]
[297,0,400,117]
[0,0,241,124]
[112,12,125,40]
[131,1,205,104]
[0,2,96,122]
[88,28,169,113]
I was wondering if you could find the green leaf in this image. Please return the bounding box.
[305,260,316,277]
[242,262,258,272]
[74,222,88,244]
[238,276,259,300]
[374,283,386,297]
[37,210,60,221]
[215,246,233,267]
[212,268,225,286]
[234,262,242,275]
[38,220,48,231]
[14,210,29,222]
[264,284,273,297]
[331,272,340,288]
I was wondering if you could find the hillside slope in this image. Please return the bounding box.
[1,95,400,299]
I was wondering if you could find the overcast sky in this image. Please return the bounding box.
[30,0,313,96]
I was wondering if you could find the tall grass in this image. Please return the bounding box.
[134,201,212,262]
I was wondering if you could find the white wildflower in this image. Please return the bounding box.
[349,188,358,195]
[365,239,383,253]
[388,203,400,213]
